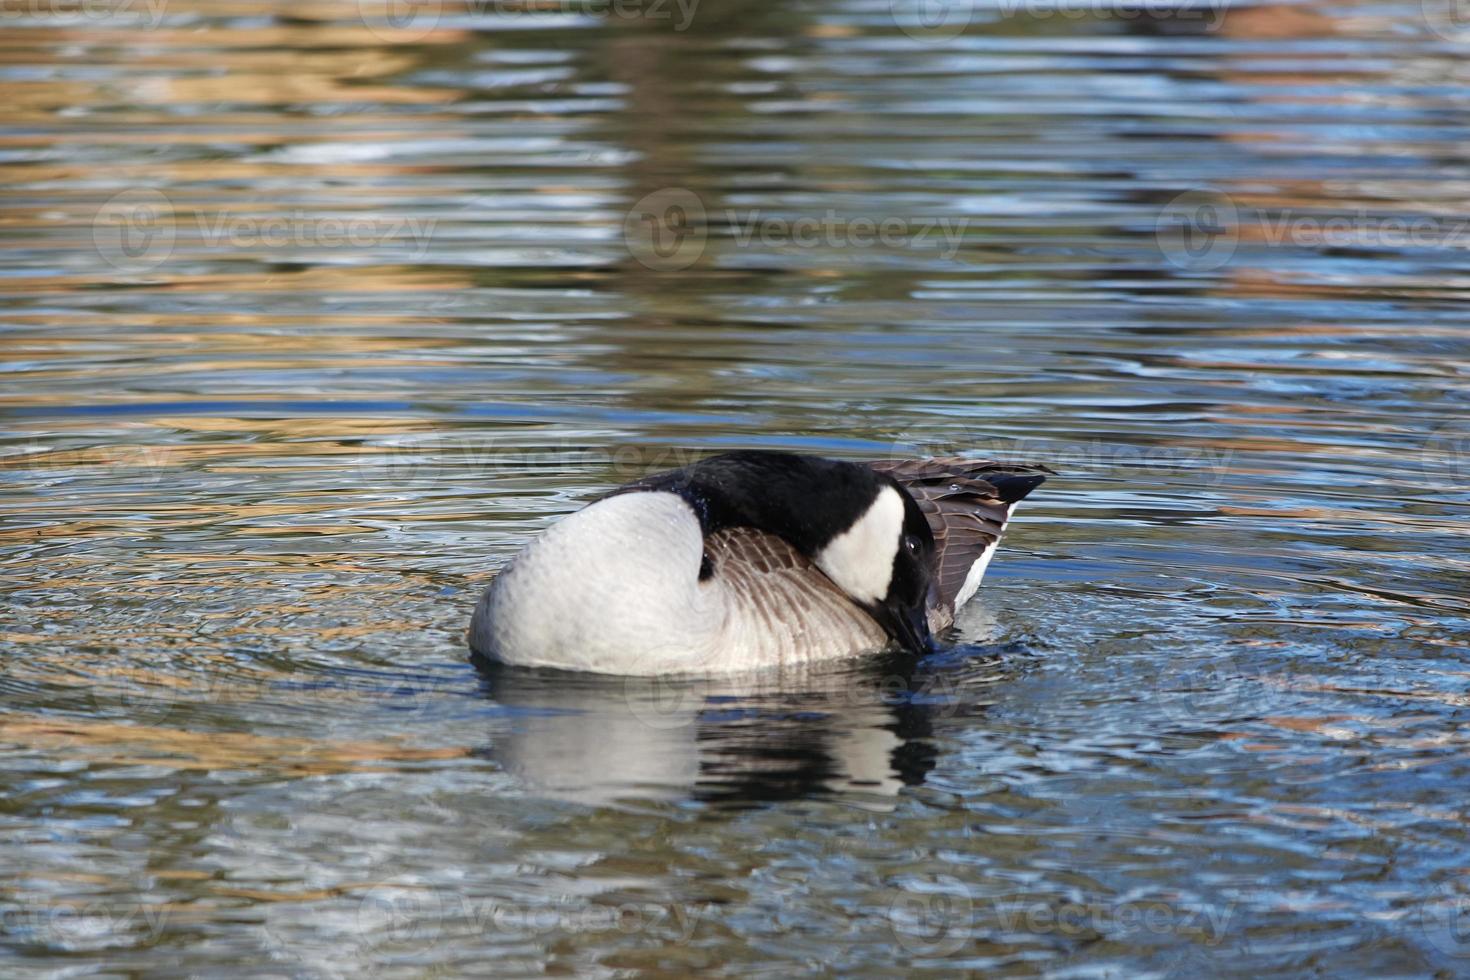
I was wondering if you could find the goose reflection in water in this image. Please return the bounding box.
[472,645,1021,808]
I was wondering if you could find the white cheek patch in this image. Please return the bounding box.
[814,486,904,604]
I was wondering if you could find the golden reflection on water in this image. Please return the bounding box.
[0,713,470,774]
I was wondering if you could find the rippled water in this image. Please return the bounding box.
[3,0,1470,974]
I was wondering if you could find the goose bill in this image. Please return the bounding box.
[869,597,934,655]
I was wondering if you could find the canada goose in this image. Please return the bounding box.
[469,451,1049,674]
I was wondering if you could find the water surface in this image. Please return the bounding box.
[3,0,1470,975]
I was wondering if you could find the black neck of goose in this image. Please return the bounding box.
[618,450,892,558]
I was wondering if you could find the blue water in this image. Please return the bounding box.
[2,0,1469,974]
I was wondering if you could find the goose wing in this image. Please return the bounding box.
[867,458,1050,627]
[704,526,887,663]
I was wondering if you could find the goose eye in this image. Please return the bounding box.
[904,534,920,554]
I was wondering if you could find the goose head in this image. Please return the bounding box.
[629,451,940,655]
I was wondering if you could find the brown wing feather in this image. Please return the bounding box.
[868,458,1051,627]
[704,526,887,663]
